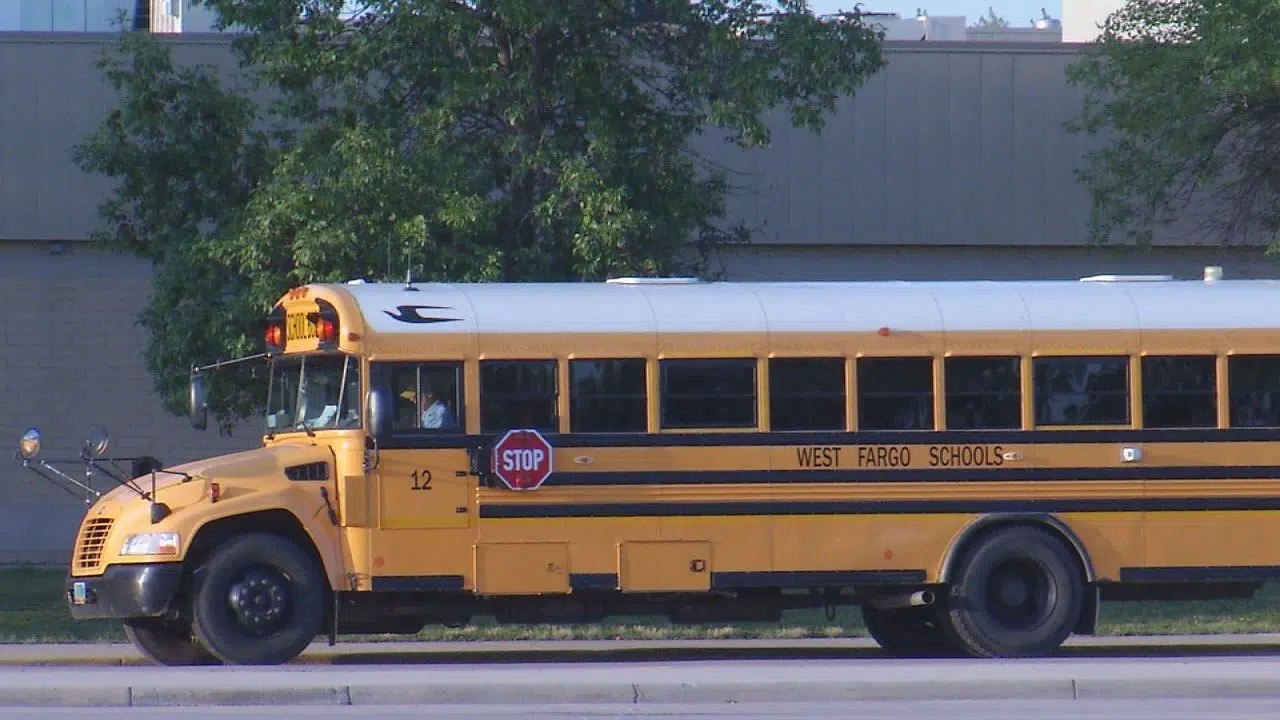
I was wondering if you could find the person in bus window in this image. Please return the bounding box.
[419,384,457,430]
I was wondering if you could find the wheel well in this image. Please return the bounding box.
[183,509,331,593]
[938,514,1098,634]
[940,514,1094,584]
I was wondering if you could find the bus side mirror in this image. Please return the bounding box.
[366,387,391,440]
[189,373,208,431]
[83,427,109,458]
[17,428,41,460]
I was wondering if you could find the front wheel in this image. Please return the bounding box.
[123,617,220,666]
[190,532,328,665]
[942,525,1084,658]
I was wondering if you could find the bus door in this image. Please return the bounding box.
[372,361,473,531]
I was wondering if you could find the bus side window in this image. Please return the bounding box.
[945,356,1021,430]
[1033,356,1129,426]
[480,360,558,433]
[769,357,845,431]
[660,358,757,429]
[387,362,464,433]
[1228,355,1280,427]
[1142,355,1216,428]
[570,358,647,432]
[858,357,934,431]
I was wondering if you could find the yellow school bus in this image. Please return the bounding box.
[16,269,1280,665]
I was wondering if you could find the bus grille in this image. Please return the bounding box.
[75,518,113,571]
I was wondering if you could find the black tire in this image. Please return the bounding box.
[123,617,221,666]
[861,603,961,658]
[942,525,1084,658]
[190,532,328,665]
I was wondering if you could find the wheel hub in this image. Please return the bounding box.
[998,576,1029,606]
[986,558,1049,630]
[228,569,291,635]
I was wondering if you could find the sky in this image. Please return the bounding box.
[805,0,1062,25]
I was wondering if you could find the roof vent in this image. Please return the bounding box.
[1078,274,1174,283]
[606,276,703,285]
[1204,265,1223,283]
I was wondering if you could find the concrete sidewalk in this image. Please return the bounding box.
[2,633,1280,666]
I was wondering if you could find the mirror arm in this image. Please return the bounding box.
[16,457,102,504]
[192,353,270,374]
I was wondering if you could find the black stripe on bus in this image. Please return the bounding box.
[538,465,1280,487]
[477,496,1280,519]
[1120,566,1280,583]
[371,575,465,592]
[378,426,1280,451]
[569,573,618,590]
[711,570,926,589]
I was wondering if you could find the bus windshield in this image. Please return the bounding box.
[265,355,361,433]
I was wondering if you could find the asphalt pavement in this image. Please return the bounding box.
[0,635,1277,707]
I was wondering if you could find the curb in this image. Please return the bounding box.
[1,676,1279,706]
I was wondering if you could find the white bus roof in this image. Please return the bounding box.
[324,276,1280,336]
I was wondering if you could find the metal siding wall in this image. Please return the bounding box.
[694,44,1107,248]
[717,245,1280,281]
[0,243,256,564]
[0,34,245,242]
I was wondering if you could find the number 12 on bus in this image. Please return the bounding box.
[19,271,1280,666]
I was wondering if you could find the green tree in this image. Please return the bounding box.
[1065,0,1279,248]
[73,0,886,432]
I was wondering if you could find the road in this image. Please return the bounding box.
[2,654,1280,706]
[8,699,1280,719]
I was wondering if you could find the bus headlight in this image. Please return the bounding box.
[119,532,180,557]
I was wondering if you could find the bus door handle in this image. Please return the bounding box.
[1001,451,1024,461]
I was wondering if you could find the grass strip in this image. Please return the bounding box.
[4,566,1278,643]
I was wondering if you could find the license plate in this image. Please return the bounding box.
[71,582,87,606]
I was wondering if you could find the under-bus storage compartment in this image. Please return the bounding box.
[474,542,570,595]
[618,541,712,592]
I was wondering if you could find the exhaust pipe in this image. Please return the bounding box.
[866,589,935,611]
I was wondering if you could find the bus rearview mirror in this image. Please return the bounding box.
[366,387,390,439]
[189,374,208,431]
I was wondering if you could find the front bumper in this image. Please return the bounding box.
[65,563,184,620]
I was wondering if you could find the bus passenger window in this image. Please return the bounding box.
[660,359,756,429]
[769,358,845,431]
[570,359,647,433]
[480,360,558,433]
[945,356,1021,430]
[857,357,933,431]
[1228,355,1280,427]
[388,363,463,432]
[1142,356,1216,428]
[1033,356,1129,426]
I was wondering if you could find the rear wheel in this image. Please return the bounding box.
[861,604,960,657]
[942,525,1084,658]
[190,532,327,665]
[123,617,220,666]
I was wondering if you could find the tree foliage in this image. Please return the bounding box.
[970,7,1009,28]
[73,0,886,432]
[1065,0,1280,248]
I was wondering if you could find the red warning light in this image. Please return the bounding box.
[265,324,284,347]
[316,317,337,344]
